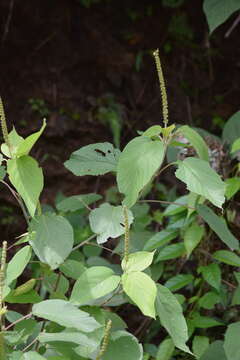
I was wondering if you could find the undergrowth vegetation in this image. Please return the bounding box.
[1,2,240,359]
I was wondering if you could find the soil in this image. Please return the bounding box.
[0,0,240,242]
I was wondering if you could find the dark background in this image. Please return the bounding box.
[0,0,240,240]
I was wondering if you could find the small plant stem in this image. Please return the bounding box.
[123,206,130,263]
[72,234,97,251]
[4,313,32,331]
[1,180,30,225]
[96,320,112,360]
[0,241,7,360]
[22,335,39,352]
[153,49,169,128]
[0,97,11,157]
[138,199,195,210]
[157,162,175,177]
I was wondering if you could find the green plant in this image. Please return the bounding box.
[0,47,240,360]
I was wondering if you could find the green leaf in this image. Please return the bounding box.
[102,330,143,360]
[64,142,120,176]
[222,111,240,145]
[6,246,32,286]
[184,222,204,257]
[225,178,240,200]
[197,205,239,250]
[156,338,175,360]
[164,274,194,292]
[142,125,162,138]
[199,291,220,310]
[59,260,86,280]
[199,263,221,291]
[122,251,155,272]
[203,0,240,34]
[29,213,74,270]
[143,229,179,251]
[16,120,46,157]
[175,158,226,209]
[32,299,101,332]
[156,243,186,262]
[122,271,157,318]
[56,193,102,212]
[7,156,43,217]
[4,289,41,304]
[232,286,240,305]
[200,341,227,360]
[21,352,46,359]
[156,285,191,354]
[224,321,240,360]
[89,203,133,244]
[1,127,24,158]
[178,125,209,161]
[231,138,240,153]
[213,250,240,267]
[191,312,223,329]
[192,336,209,359]
[117,136,165,208]
[70,266,120,305]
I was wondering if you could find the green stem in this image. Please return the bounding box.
[123,206,130,264]
[0,241,7,360]
[0,97,11,157]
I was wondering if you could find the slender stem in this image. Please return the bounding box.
[96,320,112,360]
[138,199,195,210]
[0,241,7,327]
[0,97,11,157]
[156,162,175,177]
[72,234,97,252]
[4,313,32,331]
[123,206,130,263]
[22,335,39,352]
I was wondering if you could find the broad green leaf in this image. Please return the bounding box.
[231,138,240,153]
[178,125,209,161]
[198,263,221,291]
[122,271,157,318]
[156,338,175,360]
[1,127,24,158]
[32,299,101,332]
[16,120,46,157]
[224,321,240,360]
[197,205,239,250]
[156,243,186,262]
[6,246,32,285]
[193,336,209,359]
[184,222,204,257]
[203,0,240,33]
[156,285,191,353]
[191,313,223,328]
[21,352,46,359]
[4,289,41,303]
[103,311,127,331]
[56,193,102,212]
[163,195,188,216]
[102,330,143,360]
[200,341,227,360]
[143,229,179,251]
[122,251,155,272]
[70,266,120,305]
[117,136,165,208]
[199,292,220,310]
[59,260,86,280]
[89,203,133,244]
[213,250,240,267]
[7,155,43,217]
[29,213,74,270]
[164,274,194,292]
[175,157,226,208]
[64,142,120,176]
[142,125,162,138]
[225,178,240,200]
[222,111,240,145]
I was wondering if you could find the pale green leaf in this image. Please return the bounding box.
[122,251,155,272]
[56,193,102,212]
[156,243,186,262]
[184,222,204,257]
[222,111,240,145]
[1,127,24,158]
[197,205,239,250]
[225,178,240,200]
[102,330,143,360]
[199,263,221,291]
[224,322,240,360]
[213,250,240,267]
[122,271,157,318]
[199,292,220,310]
[32,299,101,332]
[231,138,240,153]
[175,158,226,208]
[164,274,194,292]
[59,260,86,280]
[7,155,43,217]
[70,266,120,305]
[6,246,32,286]
[117,136,165,208]
[178,125,209,161]
[21,352,46,359]
[89,203,133,244]
[64,142,120,176]
[142,125,162,138]
[156,284,191,354]
[200,341,227,360]
[156,338,175,360]
[29,213,74,270]
[193,336,209,359]
[203,0,240,33]
[16,120,46,157]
